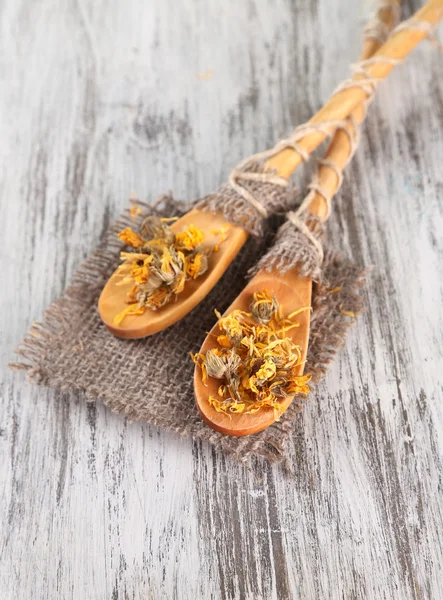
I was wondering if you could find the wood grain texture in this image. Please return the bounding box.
[1,0,442,598]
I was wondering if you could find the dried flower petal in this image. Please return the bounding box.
[339,305,355,318]
[118,227,145,249]
[217,311,245,346]
[130,204,143,218]
[114,303,146,325]
[216,335,232,348]
[186,252,208,279]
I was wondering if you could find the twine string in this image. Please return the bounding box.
[229,119,360,219]
[394,16,443,51]
[394,16,438,36]
[332,56,402,96]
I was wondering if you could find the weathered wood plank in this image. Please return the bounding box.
[1,0,442,598]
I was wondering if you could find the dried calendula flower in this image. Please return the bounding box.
[216,309,246,347]
[175,224,205,251]
[140,216,175,244]
[114,216,229,325]
[250,289,278,325]
[192,291,311,418]
[205,348,241,379]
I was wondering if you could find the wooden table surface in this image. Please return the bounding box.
[1,0,443,598]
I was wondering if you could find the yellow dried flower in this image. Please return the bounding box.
[204,349,241,379]
[205,350,229,379]
[175,224,205,251]
[250,289,278,325]
[217,310,246,346]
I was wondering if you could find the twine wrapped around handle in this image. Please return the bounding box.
[284,0,403,265]
[263,0,443,179]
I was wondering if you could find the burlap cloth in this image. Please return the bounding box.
[11,196,366,464]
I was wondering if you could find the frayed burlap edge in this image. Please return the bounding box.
[10,198,367,465]
[8,195,183,380]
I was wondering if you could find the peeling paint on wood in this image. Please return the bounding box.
[1,0,443,598]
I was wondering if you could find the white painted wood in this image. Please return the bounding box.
[1,0,443,598]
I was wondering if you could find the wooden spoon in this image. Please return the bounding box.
[98,209,248,338]
[194,0,407,436]
[194,268,312,436]
[99,0,441,339]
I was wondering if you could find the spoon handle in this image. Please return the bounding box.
[306,0,402,221]
[264,0,443,180]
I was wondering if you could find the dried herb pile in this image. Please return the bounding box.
[192,290,311,418]
[114,216,227,325]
